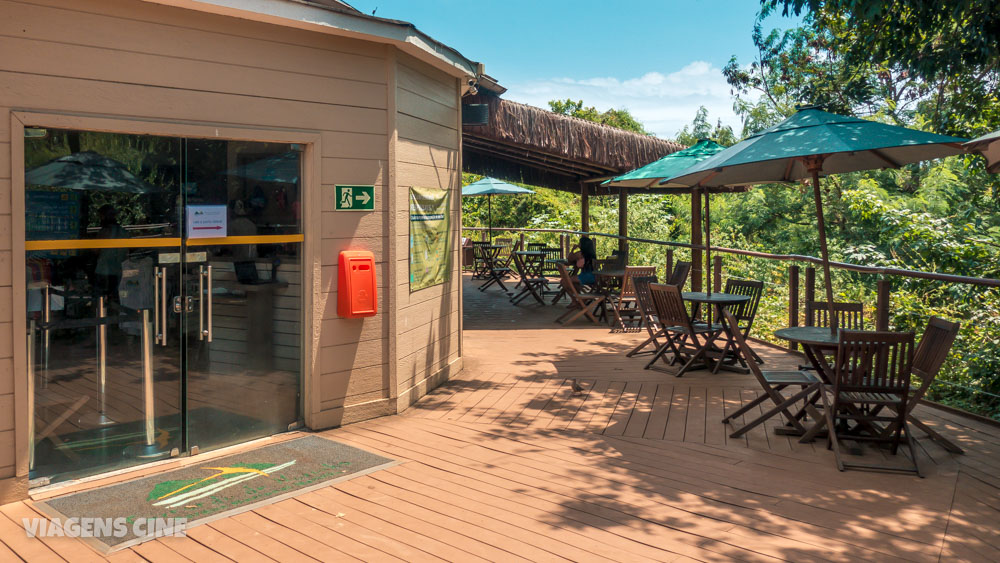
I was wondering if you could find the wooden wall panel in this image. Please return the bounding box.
[392,53,462,404]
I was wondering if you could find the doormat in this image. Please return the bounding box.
[35,435,396,553]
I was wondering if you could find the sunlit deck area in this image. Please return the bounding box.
[2,275,1000,561]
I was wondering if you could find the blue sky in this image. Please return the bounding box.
[350,0,801,138]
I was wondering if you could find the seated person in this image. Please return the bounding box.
[566,236,597,286]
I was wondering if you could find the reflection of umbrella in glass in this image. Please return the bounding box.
[226,152,300,184]
[966,130,1000,173]
[25,151,160,193]
[462,177,535,239]
[661,107,967,331]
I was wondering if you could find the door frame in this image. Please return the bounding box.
[10,111,322,483]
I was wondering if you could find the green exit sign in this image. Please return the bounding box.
[334,185,375,211]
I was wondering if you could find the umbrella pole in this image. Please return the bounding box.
[704,188,711,296]
[810,165,838,334]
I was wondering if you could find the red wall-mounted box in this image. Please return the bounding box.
[337,250,377,318]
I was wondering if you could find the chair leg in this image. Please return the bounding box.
[903,422,924,478]
[727,384,818,438]
[821,390,846,471]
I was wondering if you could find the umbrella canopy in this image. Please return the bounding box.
[604,139,727,188]
[660,107,967,330]
[662,109,966,187]
[462,177,534,240]
[966,130,1000,174]
[25,151,160,193]
[227,151,301,184]
[462,177,536,196]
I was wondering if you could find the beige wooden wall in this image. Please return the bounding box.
[0,0,465,501]
[392,53,464,409]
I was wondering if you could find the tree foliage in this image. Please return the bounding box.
[674,106,738,147]
[547,99,651,135]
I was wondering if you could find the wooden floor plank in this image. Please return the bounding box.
[663,386,689,442]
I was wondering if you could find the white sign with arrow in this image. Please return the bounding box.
[186,205,228,239]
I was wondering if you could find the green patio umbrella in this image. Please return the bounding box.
[966,130,1000,173]
[605,139,729,293]
[462,177,535,240]
[604,139,726,188]
[661,107,967,331]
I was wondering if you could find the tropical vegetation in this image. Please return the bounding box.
[463,0,1000,418]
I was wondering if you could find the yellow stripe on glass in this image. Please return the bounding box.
[25,234,303,251]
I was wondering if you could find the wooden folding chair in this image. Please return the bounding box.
[821,330,922,477]
[554,263,606,325]
[471,241,492,279]
[720,308,823,438]
[880,316,962,453]
[610,266,656,332]
[667,261,691,289]
[510,251,548,306]
[645,283,722,376]
[719,278,765,364]
[626,275,661,357]
[806,300,864,330]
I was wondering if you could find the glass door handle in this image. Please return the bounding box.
[199,265,213,342]
[154,267,167,346]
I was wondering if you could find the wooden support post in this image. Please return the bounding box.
[690,188,703,292]
[876,278,891,331]
[788,265,800,351]
[581,184,590,233]
[519,232,525,252]
[618,188,628,256]
[713,256,722,293]
[666,249,674,282]
[805,267,816,326]
[560,234,567,258]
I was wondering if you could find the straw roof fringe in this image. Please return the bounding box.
[462,94,683,192]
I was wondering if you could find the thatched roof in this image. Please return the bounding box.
[462,93,685,193]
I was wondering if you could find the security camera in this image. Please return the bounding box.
[467,78,479,95]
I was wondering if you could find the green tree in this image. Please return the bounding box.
[674,106,738,146]
[547,99,651,135]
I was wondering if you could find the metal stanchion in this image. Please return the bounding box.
[41,284,49,388]
[92,297,114,425]
[27,320,36,470]
[136,309,167,460]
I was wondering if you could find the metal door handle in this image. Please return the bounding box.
[200,265,213,342]
[154,267,167,346]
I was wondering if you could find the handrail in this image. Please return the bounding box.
[463,226,1000,288]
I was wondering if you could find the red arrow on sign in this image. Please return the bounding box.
[193,226,223,230]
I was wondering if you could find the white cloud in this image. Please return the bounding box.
[502,61,739,140]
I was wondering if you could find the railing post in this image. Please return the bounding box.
[877,278,891,331]
[788,265,799,351]
[805,266,816,326]
[713,256,722,293]
[666,249,674,281]
[519,232,525,252]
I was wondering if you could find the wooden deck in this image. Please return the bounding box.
[2,275,1000,561]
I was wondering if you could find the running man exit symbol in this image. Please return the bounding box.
[335,185,375,211]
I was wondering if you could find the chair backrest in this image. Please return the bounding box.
[632,275,659,329]
[621,266,657,299]
[721,308,768,384]
[806,301,864,330]
[595,258,616,271]
[909,316,960,403]
[472,241,491,261]
[556,263,583,300]
[668,261,691,288]
[541,247,562,274]
[649,283,693,333]
[723,278,765,332]
[834,330,915,397]
[526,242,546,251]
[495,237,513,259]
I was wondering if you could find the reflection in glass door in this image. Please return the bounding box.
[24,128,303,485]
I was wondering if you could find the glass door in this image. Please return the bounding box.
[25,129,184,484]
[180,138,303,454]
[25,128,303,485]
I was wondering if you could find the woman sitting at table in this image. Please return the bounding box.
[567,236,597,286]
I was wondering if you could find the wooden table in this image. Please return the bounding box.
[682,292,752,373]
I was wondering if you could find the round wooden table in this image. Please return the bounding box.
[680,292,752,373]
